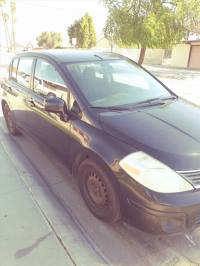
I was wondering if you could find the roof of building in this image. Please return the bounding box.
[185,40,200,44]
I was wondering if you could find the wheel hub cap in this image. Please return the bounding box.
[87,172,108,206]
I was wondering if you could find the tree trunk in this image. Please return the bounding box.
[138,47,146,65]
[111,42,113,52]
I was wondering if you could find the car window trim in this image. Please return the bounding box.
[30,57,37,90]
[10,57,19,81]
[9,59,13,78]
[69,91,82,113]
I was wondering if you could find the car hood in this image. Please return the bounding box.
[99,100,200,171]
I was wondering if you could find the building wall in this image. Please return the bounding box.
[171,44,190,68]
[113,48,140,61]
[94,45,165,65]
[189,45,200,69]
[108,48,164,64]
[95,38,110,49]
[143,49,165,65]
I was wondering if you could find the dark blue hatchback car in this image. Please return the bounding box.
[2,50,200,234]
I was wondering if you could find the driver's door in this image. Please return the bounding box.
[25,57,71,161]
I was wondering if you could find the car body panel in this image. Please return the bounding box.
[99,100,200,171]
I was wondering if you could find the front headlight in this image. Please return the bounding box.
[119,151,193,193]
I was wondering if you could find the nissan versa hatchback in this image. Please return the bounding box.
[2,50,200,234]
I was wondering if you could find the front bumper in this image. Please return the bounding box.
[119,180,200,234]
[125,199,200,234]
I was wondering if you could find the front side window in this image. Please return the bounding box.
[66,60,171,108]
[33,59,66,98]
[17,57,34,88]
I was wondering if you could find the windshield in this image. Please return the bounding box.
[66,60,171,108]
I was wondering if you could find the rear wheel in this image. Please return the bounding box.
[2,103,19,136]
[78,159,121,223]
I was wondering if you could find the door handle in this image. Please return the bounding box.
[2,84,19,96]
[2,84,12,92]
[27,98,45,110]
[6,85,12,91]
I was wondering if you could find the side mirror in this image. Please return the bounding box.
[44,97,65,114]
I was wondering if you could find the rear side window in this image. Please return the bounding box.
[11,58,19,81]
[17,57,34,88]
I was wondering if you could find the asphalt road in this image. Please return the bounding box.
[1,101,200,266]
[147,65,200,107]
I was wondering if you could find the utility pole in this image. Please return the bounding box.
[1,7,11,51]
[0,0,16,52]
[0,0,5,52]
[0,0,12,52]
[10,0,16,52]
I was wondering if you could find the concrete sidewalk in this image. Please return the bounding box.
[0,139,74,265]
[0,111,107,266]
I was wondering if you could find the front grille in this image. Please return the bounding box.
[177,170,200,189]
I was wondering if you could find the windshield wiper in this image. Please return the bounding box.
[160,95,177,101]
[132,95,177,107]
[89,95,177,111]
[89,106,129,111]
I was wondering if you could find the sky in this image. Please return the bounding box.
[14,0,108,46]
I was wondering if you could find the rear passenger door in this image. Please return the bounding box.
[26,57,71,160]
[7,56,35,129]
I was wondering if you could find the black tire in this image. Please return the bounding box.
[78,158,121,223]
[2,103,20,136]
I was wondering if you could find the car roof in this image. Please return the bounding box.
[15,49,126,64]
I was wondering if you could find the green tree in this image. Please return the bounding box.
[36,31,62,48]
[103,0,200,64]
[0,0,5,6]
[68,19,83,47]
[68,13,96,48]
[176,0,200,39]
[103,16,118,51]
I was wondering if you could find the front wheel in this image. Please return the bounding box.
[78,159,121,223]
[2,103,20,136]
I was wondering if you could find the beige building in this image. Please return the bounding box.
[171,40,200,69]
